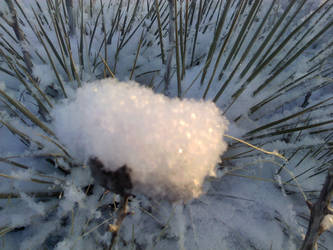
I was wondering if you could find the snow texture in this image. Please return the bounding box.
[0,1,13,23]
[0,0,332,249]
[52,79,228,201]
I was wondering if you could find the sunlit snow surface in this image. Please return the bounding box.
[53,79,228,201]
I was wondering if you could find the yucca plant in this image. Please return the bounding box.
[0,0,332,249]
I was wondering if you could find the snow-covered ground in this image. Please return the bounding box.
[0,0,332,249]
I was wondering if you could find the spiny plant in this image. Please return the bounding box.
[0,0,332,249]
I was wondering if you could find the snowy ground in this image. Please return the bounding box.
[0,0,333,249]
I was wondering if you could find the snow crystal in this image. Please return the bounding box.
[52,79,228,201]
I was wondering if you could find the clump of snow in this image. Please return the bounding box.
[20,192,46,216]
[52,79,228,201]
[59,184,86,214]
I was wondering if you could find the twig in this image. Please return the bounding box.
[300,167,333,250]
[109,194,131,250]
[224,134,287,161]
[99,54,115,78]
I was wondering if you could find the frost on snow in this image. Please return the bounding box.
[52,79,228,201]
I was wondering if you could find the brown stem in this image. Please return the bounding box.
[300,167,333,250]
[109,194,130,250]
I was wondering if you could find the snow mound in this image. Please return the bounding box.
[52,79,228,201]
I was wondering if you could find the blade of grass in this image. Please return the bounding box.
[239,0,295,79]
[190,0,203,67]
[253,20,333,96]
[248,0,329,83]
[173,0,182,97]
[155,0,165,64]
[203,0,245,99]
[98,54,115,78]
[129,30,144,80]
[0,88,55,136]
[200,0,231,84]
